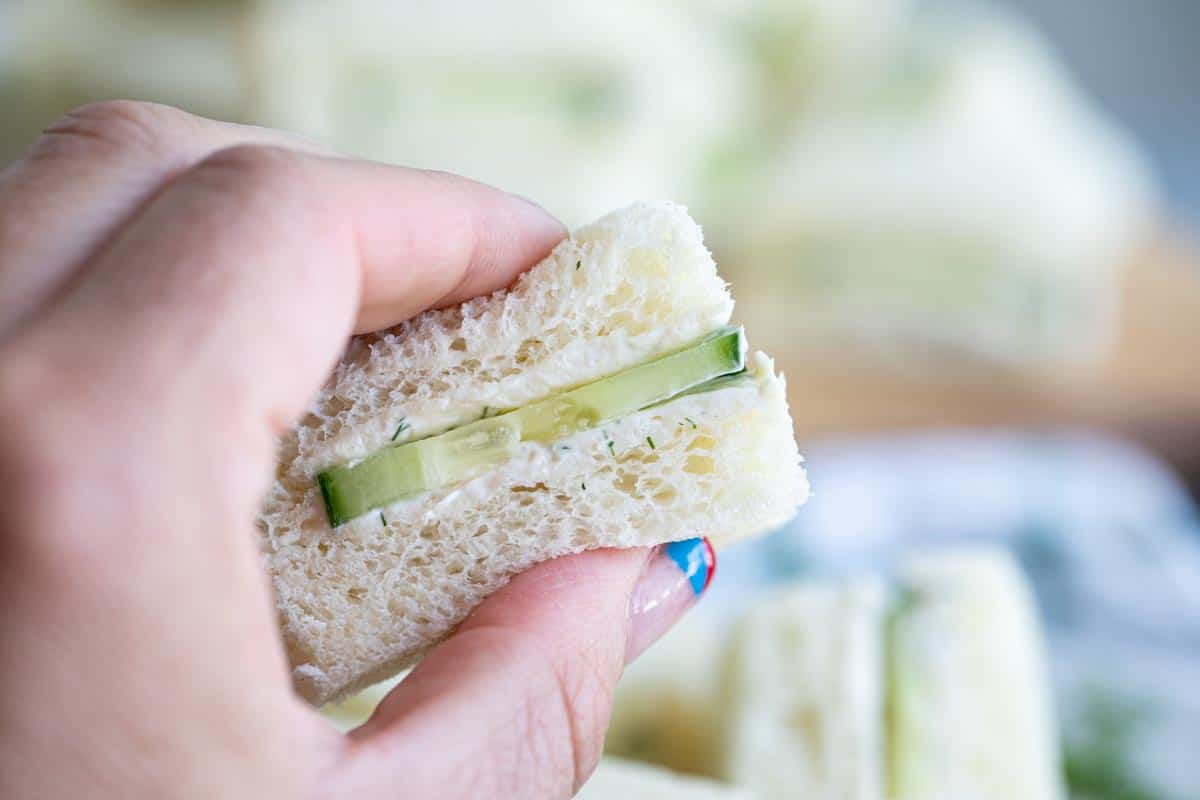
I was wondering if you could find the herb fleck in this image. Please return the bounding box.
[481,406,490,419]
[391,418,409,441]
[646,436,656,450]
[607,440,616,457]
[685,417,697,429]
[581,482,587,491]
[1063,685,1171,800]
[575,259,582,271]
[380,511,388,526]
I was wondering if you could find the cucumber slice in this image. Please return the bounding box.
[319,420,521,527]
[318,326,745,525]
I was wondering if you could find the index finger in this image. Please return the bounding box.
[27,142,564,408]
[0,101,339,339]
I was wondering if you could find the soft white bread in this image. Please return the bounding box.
[260,203,807,705]
[888,549,1064,800]
[578,759,748,800]
[604,550,1061,799]
[720,576,887,800]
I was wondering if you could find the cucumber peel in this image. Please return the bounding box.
[318,326,746,526]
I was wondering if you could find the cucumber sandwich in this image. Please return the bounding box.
[260,203,808,705]
[721,548,1063,800]
[604,548,1063,800]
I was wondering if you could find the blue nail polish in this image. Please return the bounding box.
[664,537,716,596]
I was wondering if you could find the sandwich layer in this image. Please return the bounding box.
[261,203,805,704]
[721,577,887,800]
[888,550,1064,800]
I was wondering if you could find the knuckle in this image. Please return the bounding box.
[467,624,615,794]
[549,645,616,787]
[0,338,128,554]
[191,143,311,205]
[32,99,190,164]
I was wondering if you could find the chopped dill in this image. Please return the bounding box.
[380,511,388,526]
[646,436,656,450]
[581,482,587,491]
[607,440,616,457]
[391,418,409,441]
[575,259,582,271]
[685,417,697,429]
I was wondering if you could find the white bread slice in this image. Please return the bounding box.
[720,576,886,800]
[889,549,1064,800]
[578,759,748,800]
[260,203,807,705]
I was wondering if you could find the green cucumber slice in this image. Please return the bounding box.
[319,420,521,527]
[318,326,745,525]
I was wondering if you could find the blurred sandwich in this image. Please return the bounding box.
[245,0,745,228]
[707,6,1157,375]
[0,0,247,160]
[607,548,1063,800]
[721,548,1063,799]
[604,621,727,777]
[722,575,888,798]
[260,203,807,705]
[883,550,1063,800]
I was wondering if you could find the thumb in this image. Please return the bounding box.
[325,539,715,799]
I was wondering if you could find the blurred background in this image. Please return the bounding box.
[2,0,1197,797]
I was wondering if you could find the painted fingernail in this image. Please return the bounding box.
[625,537,716,663]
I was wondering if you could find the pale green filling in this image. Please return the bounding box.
[317,326,745,526]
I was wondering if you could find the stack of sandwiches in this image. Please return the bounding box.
[245,0,744,229]
[3,1,1159,377]
[707,6,1157,375]
[606,548,1064,799]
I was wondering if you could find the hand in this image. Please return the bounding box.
[0,102,714,799]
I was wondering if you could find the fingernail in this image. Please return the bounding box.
[626,537,716,663]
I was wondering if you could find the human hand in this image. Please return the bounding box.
[0,101,714,799]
